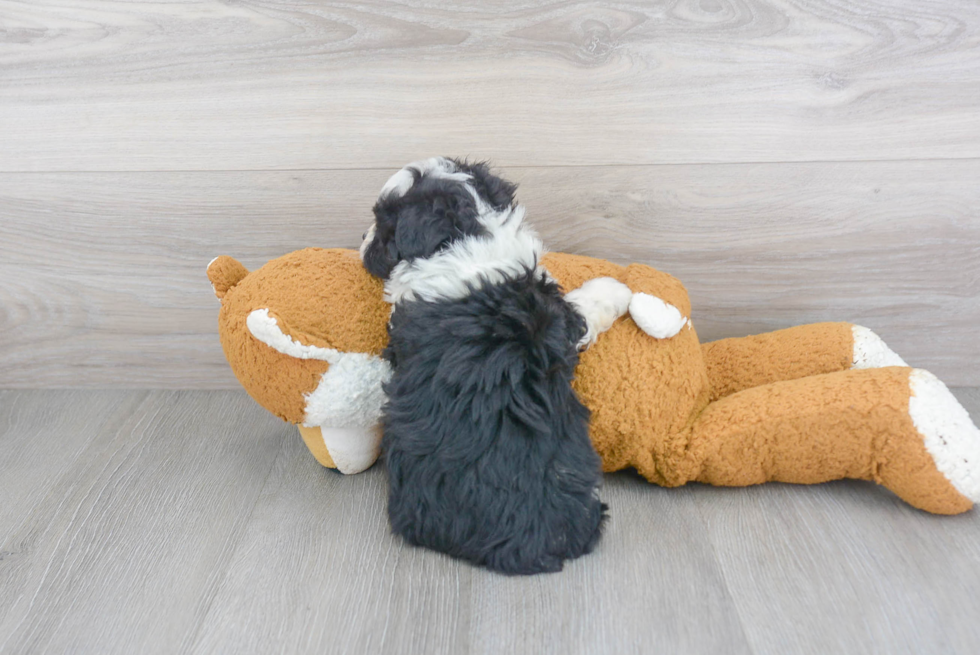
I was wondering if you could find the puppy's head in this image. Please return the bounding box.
[360,157,518,279]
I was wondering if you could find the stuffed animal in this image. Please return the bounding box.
[208,248,980,515]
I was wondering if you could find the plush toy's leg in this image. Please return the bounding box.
[296,424,383,474]
[684,367,978,515]
[702,323,907,402]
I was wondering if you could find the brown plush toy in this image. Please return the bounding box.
[208,248,980,515]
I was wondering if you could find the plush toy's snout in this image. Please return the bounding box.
[209,248,393,474]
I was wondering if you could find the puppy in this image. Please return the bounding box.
[360,157,632,574]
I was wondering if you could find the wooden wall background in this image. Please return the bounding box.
[1,0,977,388]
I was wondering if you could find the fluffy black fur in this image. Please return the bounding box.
[364,158,606,575]
[383,270,607,575]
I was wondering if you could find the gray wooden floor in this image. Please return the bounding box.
[1,388,979,655]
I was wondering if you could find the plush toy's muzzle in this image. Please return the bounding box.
[208,248,391,473]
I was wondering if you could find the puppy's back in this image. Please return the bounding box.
[383,270,606,575]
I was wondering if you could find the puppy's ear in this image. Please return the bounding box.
[454,159,517,210]
[392,201,458,263]
[362,202,402,279]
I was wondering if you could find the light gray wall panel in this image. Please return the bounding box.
[1,0,978,170]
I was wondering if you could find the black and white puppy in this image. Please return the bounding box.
[360,157,632,575]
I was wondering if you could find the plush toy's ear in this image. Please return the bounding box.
[207,256,249,300]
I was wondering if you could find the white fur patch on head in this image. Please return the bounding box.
[628,293,688,340]
[379,156,471,199]
[909,369,980,503]
[246,309,341,362]
[852,325,908,368]
[565,277,633,348]
[379,168,417,198]
[383,205,543,304]
[303,352,392,428]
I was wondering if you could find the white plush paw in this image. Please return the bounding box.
[565,277,633,349]
[629,293,687,339]
[852,325,907,368]
[909,369,980,503]
[318,425,384,475]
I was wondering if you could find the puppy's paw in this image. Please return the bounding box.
[629,293,687,339]
[565,277,633,349]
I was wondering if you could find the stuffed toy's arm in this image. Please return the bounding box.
[561,263,690,344]
[564,277,633,349]
[628,294,688,339]
[622,264,691,340]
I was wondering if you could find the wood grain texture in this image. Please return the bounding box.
[193,462,751,655]
[0,389,978,654]
[188,432,473,655]
[465,481,751,655]
[2,160,977,388]
[0,390,141,548]
[0,391,285,654]
[696,481,980,654]
[1,0,979,171]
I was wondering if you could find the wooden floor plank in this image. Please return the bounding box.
[0,390,978,653]
[0,390,139,541]
[188,435,472,655]
[2,0,979,170]
[2,160,977,388]
[0,391,284,655]
[696,481,980,655]
[189,447,750,655]
[467,478,752,655]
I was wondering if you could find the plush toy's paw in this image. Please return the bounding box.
[298,424,383,474]
[909,369,980,504]
[629,293,688,339]
[565,277,633,349]
[852,325,908,368]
